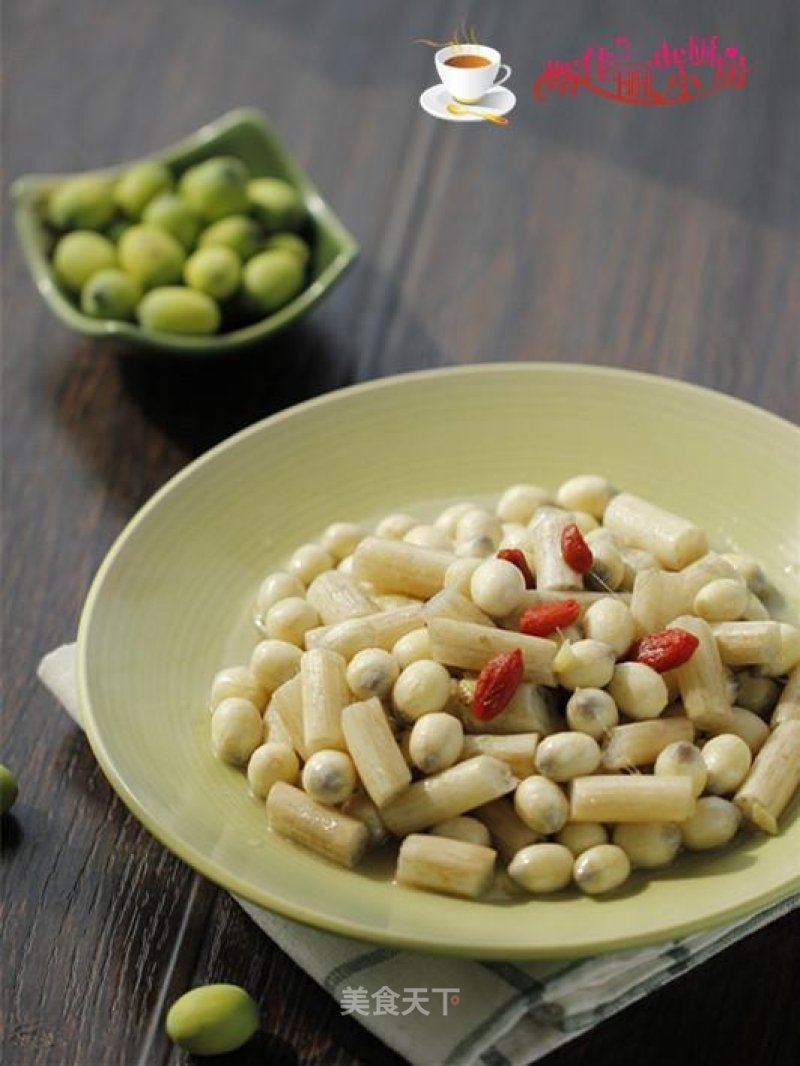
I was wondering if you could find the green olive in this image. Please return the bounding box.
[114,161,173,218]
[80,269,141,321]
[242,250,304,315]
[165,984,259,1055]
[264,232,310,266]
[247,177,306,233]
[48,175,115,231]
[118,225,185,289]
[106,219,133,243]
[184,247,241,301]
[198,215,263,260]
[0,764,18,815]
[137,287,221,335]
[178,156,250,221]
[53,231,117,292]
[143,193,201,249]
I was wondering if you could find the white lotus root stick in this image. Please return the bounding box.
[459,733,540,778]
[628,555,734,636]
[341,697,411,808]
[300,647,349,753]
[380,755,517,836]
[772,665,800,726]
[352,536,454,599]
[267,782,369,867]
[710,621,781,667]
[268,675,309,760]
[603,493,708,570]
[630,569,682,635]
[423,587,495,627]
[304,605,424,658]
[473,796,541,861]
[601,717,695,770]
[529,507,583,591]
[678,552,740,603]
[395,834,496,898]
[341,793,388,847]
[734,721,800,834]
[668,615,733,731]
[306,571,377,625]
[712,707,770,755]
[570,775,696,823]
[264,704,294,749]
[428,616,557,685]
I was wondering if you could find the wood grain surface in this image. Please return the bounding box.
[2,2,798,1064]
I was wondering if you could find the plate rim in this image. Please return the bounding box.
[76,363,800,957]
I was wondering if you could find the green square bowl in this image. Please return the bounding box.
[11,109,359,354]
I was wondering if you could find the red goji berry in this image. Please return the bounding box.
[496,547,535,588]
[472,648,524,721]
[518,598,581,637]
[626,628,700,673]
[561,522,593,574]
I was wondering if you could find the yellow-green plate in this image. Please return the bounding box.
[77,364,800,957]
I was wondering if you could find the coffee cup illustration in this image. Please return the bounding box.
[435,44,511,103]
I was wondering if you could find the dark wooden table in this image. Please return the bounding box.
[3,1,799,1063]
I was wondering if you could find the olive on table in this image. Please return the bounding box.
[198,214,263,260]
[264,232,310,265]
[118,224,185,289]
[247,177,306,232]
[184,246,241,301]
[178,156,250,221]
[80,269,141,321]
[242,249,304,315]
[143,192,201,250]
[114,160,173,218]
[47,174,115,230]
[0,764,18,815]
[137,286,221,335]
[53,231,117,292]
[165,984,259,1055]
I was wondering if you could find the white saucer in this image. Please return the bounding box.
[419,83,516,122]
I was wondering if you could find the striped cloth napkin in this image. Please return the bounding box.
[39,643,799,1066]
